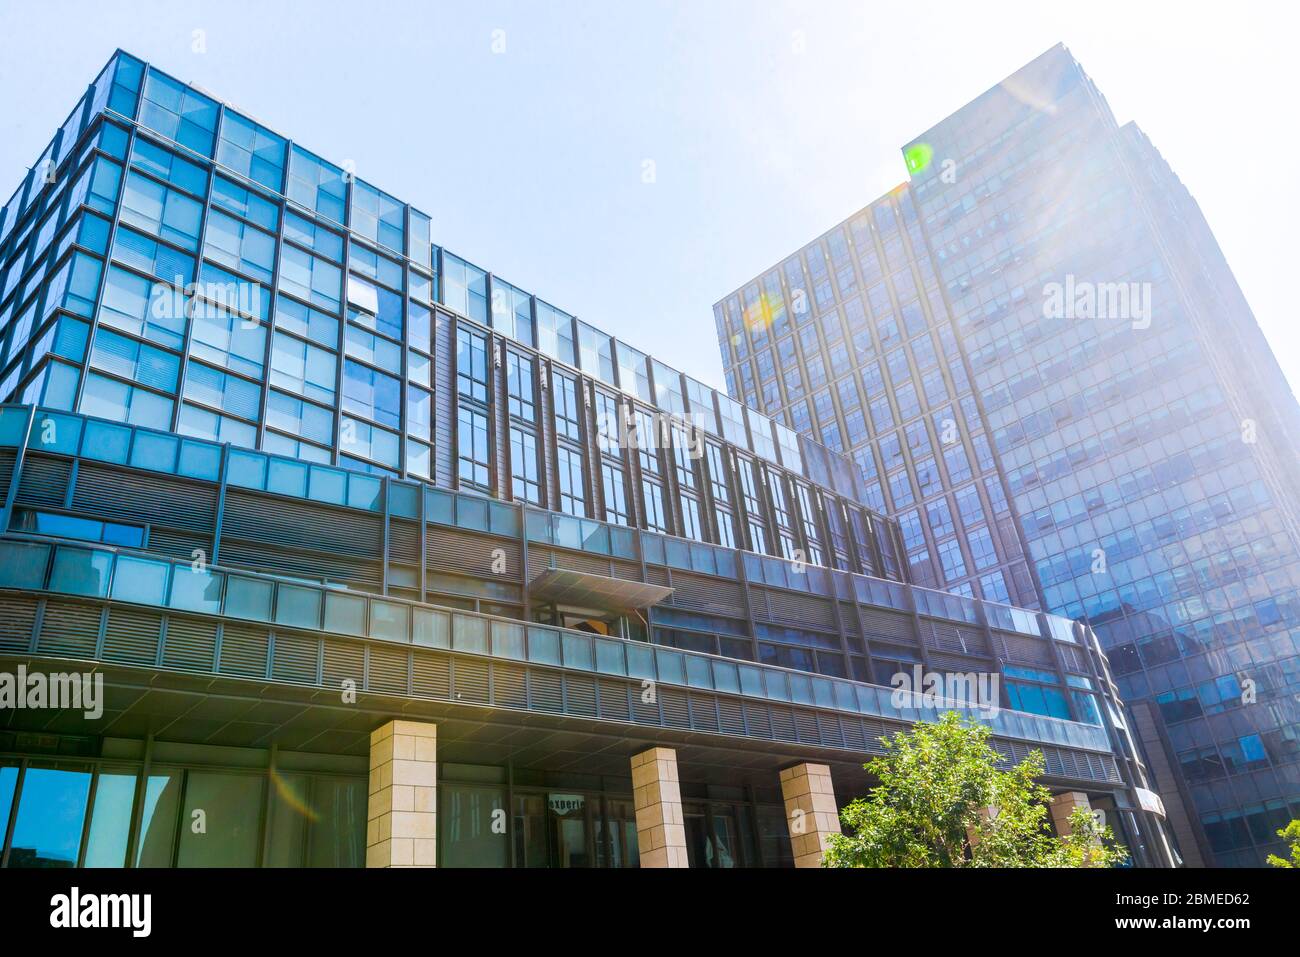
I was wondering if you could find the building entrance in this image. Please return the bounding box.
[512,792,593,868]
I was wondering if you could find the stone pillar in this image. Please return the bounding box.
[780,762,842,868]
[367,719,438,868]
[966,805,997,852]
[631,746,688,868]
[1049,790,1094,837]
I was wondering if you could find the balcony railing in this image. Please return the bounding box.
[0,532,1113,755]
[0,404,1083,640]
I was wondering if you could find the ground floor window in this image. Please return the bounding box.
[440,784,508,868]
[438,771,792,868]
[0,753,365,868]
[6,763,92,868]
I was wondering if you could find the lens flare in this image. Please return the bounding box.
[743,292,776,333]
[904,142,934,174]
[271,769,321,823]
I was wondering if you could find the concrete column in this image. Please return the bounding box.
[780,762,842,868]
[1049,790,1094,837]
[367,719,438,868]
[631,746,688,868]
[966,805,997,852]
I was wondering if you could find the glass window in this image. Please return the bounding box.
[347,274,403,341]
[505,351,535,421]
[716,393,748,447]
[177,402,257,449]
[490,278,533,346]
[442,253,487,322]
[111,226,194,288]
[408,208,433,269]
[370,601,410,642]
[270,331,336,405]
[168,567,223,613]
[97,265,187,350]
[284,211,344,262]
[134,769,182,867]
[280,245,342,311]
[557,445,585,517]
[342,358,400,429]
[458,407,491,489]
[510,426,540,504]
[452,615,488,654]
[0,541,50,589]
[139,68,219,156]
[406,385,432,441]
[176,771,263,866]
[441,784,508,868]
[203,208,275,283]
[130,138,208,196]
[182,361,261,421]
[576,321,614,383]
[110,555,170,605]
[413,608,450,648]
[120,171,202,251]
[350,179,404,253]
[83,770,138,868]
[602,463,629,526]
[593,391,622,455]
[7,765,92,867]
[216,110,286,190]
[324,593,366,636]
[189,300,267,378]
[226,576,273,621]
[641,479,667,533]
[211,175,278,231]
[684,377,718,435]
[535,300,575,364]
[615,341,651,402]
[49,546,112,597]
[287,146,346,222]
[553,371,582,441]
[456,327,490,404]
[276,584,322,629]
[349,241,403,288]
[89,327,181,394]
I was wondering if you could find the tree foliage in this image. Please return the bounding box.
[1267,819,1300,868]
[823,711,1128,868]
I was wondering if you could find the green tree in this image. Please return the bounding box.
[1266,819,1300,868]
[823,711,1127,868]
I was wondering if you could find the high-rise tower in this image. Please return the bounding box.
[715,45,1300,866]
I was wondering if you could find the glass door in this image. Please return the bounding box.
[512,791,593,867]
[547,792,590,867]
[597,798,640,868]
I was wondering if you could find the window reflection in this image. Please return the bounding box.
[7,765,91,868]
[83,770,138,867]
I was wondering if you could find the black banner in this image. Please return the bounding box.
[0,866,1283,943]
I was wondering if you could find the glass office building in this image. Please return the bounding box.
[0,50,1173,868]
[714,45,1300,867]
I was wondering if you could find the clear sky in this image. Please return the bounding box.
[1,0,1295,398]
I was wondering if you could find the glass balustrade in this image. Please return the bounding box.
[0,531,1112,754]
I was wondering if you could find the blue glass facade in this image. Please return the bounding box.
[0,48,1180,868]
[0,50,900,591]
[716,45,1300,866]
